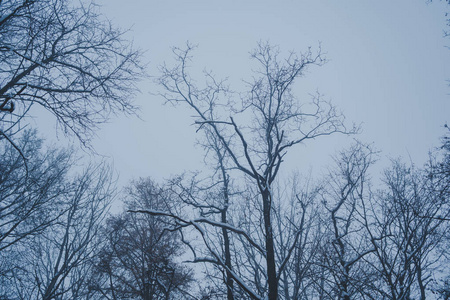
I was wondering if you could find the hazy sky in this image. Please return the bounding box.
[47,0,449,188]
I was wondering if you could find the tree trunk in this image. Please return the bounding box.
[222,208,234,300]
[221,162,234,300]
[262,188,278,300]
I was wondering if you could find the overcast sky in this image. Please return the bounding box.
[42,0,450,189]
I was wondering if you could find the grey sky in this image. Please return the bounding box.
[44,0,449,186]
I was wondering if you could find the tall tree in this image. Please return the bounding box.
[153,42,356,300]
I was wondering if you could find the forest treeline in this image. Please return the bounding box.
[0,0,449,299]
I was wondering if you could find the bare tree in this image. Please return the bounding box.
[0,130,74,299]
[0,130,115,299]
[0,0,144,153]
[317,143,377,300]
[0,2,145,297]
[196,129,238,300]
[25,163,113,300]
[91,178,194,300]
[271,176,323,300]
[427,126,450,299]
[152,42,356,300]
[429,125,449,210]
[362,160,449,300]
[0,129,71,253]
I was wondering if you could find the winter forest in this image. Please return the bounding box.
[0,0,449,299]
